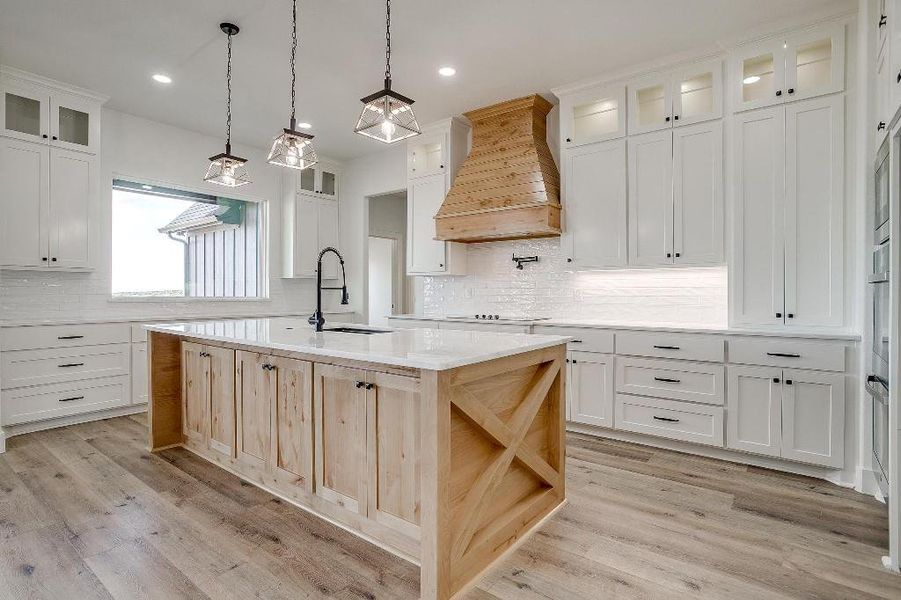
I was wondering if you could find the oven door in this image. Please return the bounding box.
[871,242,890,365]
[869,375,890,497]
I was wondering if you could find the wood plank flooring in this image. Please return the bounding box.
[0,414,897,599]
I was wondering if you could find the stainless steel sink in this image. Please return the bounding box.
[323,326,391,335]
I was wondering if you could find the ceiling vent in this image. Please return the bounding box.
[435,94,561,242]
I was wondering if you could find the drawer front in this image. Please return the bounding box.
[1,376,130,426]
[615,394,724,447]
[533,326,614,353]
[1,343,131,389]
[438,321,531,334]
[615,357,724,405]
[616,331,724,362]
[728,338,845,372]
[1,323,131,351]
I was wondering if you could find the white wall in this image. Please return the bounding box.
[0,108,340,323]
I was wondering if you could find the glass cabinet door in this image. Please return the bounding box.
[784,23,844,102]
[561,84,626,147]
[627,76,672,135]
[407,132,446,179]
[672,60,722,126]
[319,166,337,198]
[50,92,100,154]
[0,80,49,144]
[732,39,785,111]
[298,166,316,193]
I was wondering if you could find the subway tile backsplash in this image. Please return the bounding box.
[418,238,728,326]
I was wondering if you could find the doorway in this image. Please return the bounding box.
[368,237,397,326]
[366,191,410,325]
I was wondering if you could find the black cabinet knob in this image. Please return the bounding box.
[674,252,681,258]
[878,122,887,131]
[565,137,572,142]
[776,90,783,97]
[42,134,48,139]
[439,165,444,169]
[674,115,680,121]
[42,257,48,261]
[787,313,794,319]
[572,359,578,364]
[355,381,365,388]
[773,377,780,383]
[52,136,58,140]
[666,252,672,258]
[776,312,782,318]
[665,116,671,122]
[787,88,794,94]
[567,258,573,263]
[51,257,57,262]
[880,14,887,27]
[439,263,444,268]
[785,379,793,386]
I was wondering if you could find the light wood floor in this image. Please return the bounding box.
[0,414,897,599]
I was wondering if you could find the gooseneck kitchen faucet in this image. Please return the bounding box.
[308,247,349,332]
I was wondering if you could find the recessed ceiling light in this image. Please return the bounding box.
[742,75,761,85]
[297,122,312,129]
[438,66,456,77]
[152,73,172,84]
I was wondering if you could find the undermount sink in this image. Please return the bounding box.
[322,326,392,335]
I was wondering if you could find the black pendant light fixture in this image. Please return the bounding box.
[205,22,251,187]
[354,0,421,144]
[267,0,317,170]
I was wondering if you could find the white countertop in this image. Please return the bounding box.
[145,318,570,371]
[0,309,355,328]
[387,314,861,341]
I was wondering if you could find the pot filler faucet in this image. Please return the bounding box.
[308,247,350,332]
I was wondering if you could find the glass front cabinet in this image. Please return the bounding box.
[627,59,723,135]
[560,84,627,147]
[0,70,102,155]
[297,161,339,199]
[730,23,844,112]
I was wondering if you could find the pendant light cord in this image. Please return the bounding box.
[291,0,297,122]
[384,0,391,82]
[226,31,233,147]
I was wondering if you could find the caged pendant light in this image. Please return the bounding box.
[354,0,421,144]
[205,22,251,187]
[267,0,317,170]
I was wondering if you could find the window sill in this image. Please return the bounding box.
[109,296,272,304]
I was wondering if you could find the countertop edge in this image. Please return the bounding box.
[0,309,356,328]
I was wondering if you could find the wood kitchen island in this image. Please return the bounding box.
[145,318,568,599]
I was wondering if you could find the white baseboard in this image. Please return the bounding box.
[0,404,148,452]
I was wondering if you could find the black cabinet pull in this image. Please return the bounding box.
[261,363,275,371]
[570,339,583,343]
[51,257,57,262]
[897,70,901,84]
[787,88,794,94]
[666,252,672,258]
[355,381,365,388]
[57,335,84,340]
[565,137,572,142]
[58,363,85,368]
[786,313,794,319]
[566,258,573,263]
[654,377,681,383]
[767,352,800,358]
[878,122,887,131]
[572,359,578,364]
[653,345,680,350]
[880,14,888,27]
[673,115,680,121]
[42,257,48,261]
[653,415,680,423]
[674,252,681,258]
[52,135,58,140]
[366,383,375,390]
[42,134,49,139]
[59,396,84,403]
[565,358,570,364]
[775,312,782,318]
[776,90,782,97]
[665,116,671,122]
[773,377,780,383]
[785,379,793,385]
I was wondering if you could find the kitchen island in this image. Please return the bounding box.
[145,318,568,599]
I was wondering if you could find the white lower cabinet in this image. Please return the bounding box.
[614,394,724,447]
[567,351,614,428]
[1,376,129,426]
[131,342,148,405]
[726,365,782,457]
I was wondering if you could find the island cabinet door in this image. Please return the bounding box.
[269,356,314,494]
[314,364,369,515]
[182,342,210,448]
[366,371,422,539]
[235,351,274,472]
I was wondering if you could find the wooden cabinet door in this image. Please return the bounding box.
[206,345,235,459]
[731,106,785,326]
[0,138,48,267]
[781,370,844,467]
[407,173,447,274]
[726,366,782,457]
[366,372,421,538]
[783,96,844,327]
[673,120,723,266]
[270,356,314,493]
[568,352,614,428]
[48,148,93,269]
[235,350,272,471]
[314,364,368,514]
[563,139,628,268]
[182,342,209,448]
[628,130,673,266]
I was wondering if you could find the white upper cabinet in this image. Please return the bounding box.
[0,77,50,146]
[284,192,340,279]
[672,120,723,265]
[563,139,628,268]
[407,173,448,274]
[407,131,447,179]
[628,130,673,265]
[560,84,627,147]
[48,148,93,269]
[730,23,844,112]
[628,59,722,134]
[297,161,339,199]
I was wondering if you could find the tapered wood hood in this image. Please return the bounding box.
[435,95,561,242]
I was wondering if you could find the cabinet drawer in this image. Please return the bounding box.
[1,376,130,426]
[615,394,724,447]
[1,343,130,389]
[1,323,130,351]
[615,357,724,405]
[616,331,725,362]
[438,321,530,334]
[728,338,845,372]
[533,326,614,353]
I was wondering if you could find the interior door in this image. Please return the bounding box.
[783,95,844,327]
[731,106,785,326]
[235,350,272,470]
[270,356,314,494]
[564,139,627,268]
[0,138,48,267]
[314,363,368,515]
[181,342,209,448]
[206,345,235,459]
[781,370,844,467]
[568,352,614,428]
[48,148,93,269]
[407,173,446,274]
[672,120,723,265]
[628,130,673,266]
[726,365,782,457]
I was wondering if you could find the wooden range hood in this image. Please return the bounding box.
[435,94,561,242]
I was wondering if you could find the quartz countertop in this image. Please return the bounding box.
[386,314,861,341]
[145,318,571,371]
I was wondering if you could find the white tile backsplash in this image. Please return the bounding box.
[418,238,728,326]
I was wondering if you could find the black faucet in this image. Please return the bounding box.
[308,247,349,332]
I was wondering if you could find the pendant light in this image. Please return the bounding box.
[354,0,421,144]
[204,22,251,187]
[267,0,317,170]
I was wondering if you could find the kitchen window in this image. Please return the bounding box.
[111,179,264,298]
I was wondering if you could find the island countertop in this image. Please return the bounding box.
[145,317,570,371]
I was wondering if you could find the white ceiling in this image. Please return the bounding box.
[0,0,853,161]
